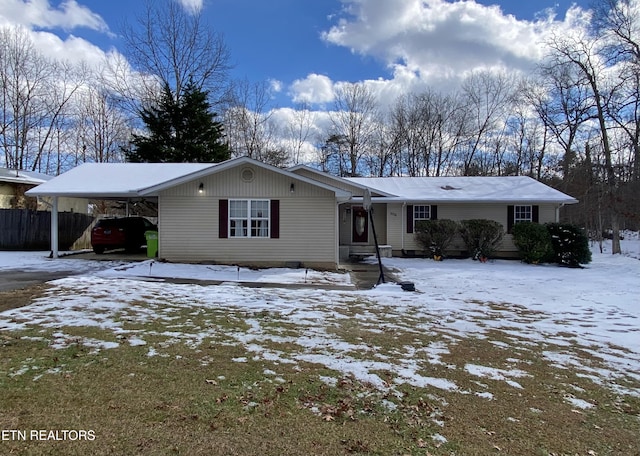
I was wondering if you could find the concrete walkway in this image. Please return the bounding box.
[339,258,398,290]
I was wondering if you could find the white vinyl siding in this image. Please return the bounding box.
[159,196,336,266]
[388,203,559,253]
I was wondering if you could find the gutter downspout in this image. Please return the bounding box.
[51,196,59,258]
[401,202,406,252]
[335,201,340,269]
[556,203,566,222]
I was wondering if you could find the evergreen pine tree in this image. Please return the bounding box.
[126,80,230,163]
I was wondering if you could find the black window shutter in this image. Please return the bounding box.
[219,199,228,239]
[430,205,438,220]
[406,205,414,233]
[532,205,539,223]
[270,200,280,239]
[507,205,514,234]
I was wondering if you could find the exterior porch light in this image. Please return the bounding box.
[290,183,295,193]
[198,182,204,194]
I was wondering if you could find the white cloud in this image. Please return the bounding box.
[277,0,595,156]
[269,79,283,93]
[289,73,335,104]
[319,0,591,95]
[29,29,109,68]
[175,0,203,15]
[0,1,116,72]
[0,0,109,33]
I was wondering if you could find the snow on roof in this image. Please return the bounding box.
[347,176,577,204]
[24,157,353,200]
[25,162,215,198]
[0,168,52,186]
[24,159,576,204]
[288,164,395,197]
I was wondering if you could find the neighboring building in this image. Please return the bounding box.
[26,157,577,267]
[0,167,88,214]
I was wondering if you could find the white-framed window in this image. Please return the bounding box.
[514,205,532,224]
[414,205,431,230]
[229,199,270,238]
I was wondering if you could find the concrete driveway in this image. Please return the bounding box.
[0,269,81,292]
[0,250,147,293]
[0,251,395,293]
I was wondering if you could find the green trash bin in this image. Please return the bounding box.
[145,230,158,258]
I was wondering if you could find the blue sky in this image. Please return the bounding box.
[0,0,591,109]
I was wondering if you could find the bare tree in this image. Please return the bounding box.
[505,92,550,179]
[458,70,516,175]
[525,64,594,182]
[545,27,622,253]
[389,91,450,176]
[74,86,131,164]
[285,103,314,165]
[0,26,54,169]
[223,79,285,165]
[364,117,394,177]
[32,61,88,173]
[594,0,640,181]
[389,93,431,176]
[0,26,86,173]
[120,0,230,106]
[328,82,378,176]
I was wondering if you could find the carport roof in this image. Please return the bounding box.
[25,162,215,198]
[0,167,52,186]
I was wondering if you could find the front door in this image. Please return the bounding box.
[352,206,369,243]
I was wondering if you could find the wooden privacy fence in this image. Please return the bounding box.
[0,209,94,251]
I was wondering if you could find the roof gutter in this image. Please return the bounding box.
[367,196,578,205]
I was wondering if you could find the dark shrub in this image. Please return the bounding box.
[414,219,458,259]
[512,222,553,264]
[459,219,504,261]
[546,223,592,267]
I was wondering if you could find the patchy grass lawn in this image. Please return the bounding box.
[1,278,639,455]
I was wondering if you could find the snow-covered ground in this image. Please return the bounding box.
[1,235,639,409]
[0,251,352,286]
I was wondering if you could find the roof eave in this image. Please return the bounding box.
[369,196,579,204]
[25,189,141,199]
[1,178,45,186]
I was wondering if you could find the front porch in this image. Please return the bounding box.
[339,244,393,261]
[338,202,390,261]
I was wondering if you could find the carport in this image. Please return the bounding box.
[25,162,216,258]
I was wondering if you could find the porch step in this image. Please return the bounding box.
[347,245,392,259]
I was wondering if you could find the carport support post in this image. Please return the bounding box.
[51,196,59,258]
